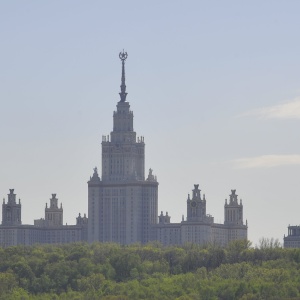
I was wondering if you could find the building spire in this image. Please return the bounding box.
[119,50,128,102]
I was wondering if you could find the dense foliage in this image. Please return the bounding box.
[0,239,300,299]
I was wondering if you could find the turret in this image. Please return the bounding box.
[45,194,63,226]
[224,190,244,225]
[76,213,88,226]
[2,189,22,226]
[186,184,207,222]
[158,211,171,224]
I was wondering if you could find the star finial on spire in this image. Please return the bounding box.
[119,50,128,102]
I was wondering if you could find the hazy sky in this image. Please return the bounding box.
[1,1,300,246]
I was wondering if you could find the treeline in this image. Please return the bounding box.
[1,239,300,299]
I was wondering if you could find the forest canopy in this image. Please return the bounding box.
[0,239,299,300]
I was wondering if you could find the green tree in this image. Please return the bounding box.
[110,251,141,281]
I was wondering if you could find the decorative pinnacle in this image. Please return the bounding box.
[119,50,128,102]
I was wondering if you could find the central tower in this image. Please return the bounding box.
[88,51,158,244]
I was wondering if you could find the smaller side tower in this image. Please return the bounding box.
[45,194,63,226]
[158,211,171,224]
[76,213,88,226]
[77,213,88,241]
[224,190,244,225]
[87,167,101,243]
[2,189,22,226]
[186,184,206,222]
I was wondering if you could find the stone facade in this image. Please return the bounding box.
[0,191,87,247]
[88,96,158,244]
[155,185,247,246]
[284,226,300,248]
[87,51,159,245]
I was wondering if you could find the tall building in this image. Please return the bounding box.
[88,52,247,246]
[0,51,247,247]
[88,51,158,244]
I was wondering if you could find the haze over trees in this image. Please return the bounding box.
[0,239,299,300]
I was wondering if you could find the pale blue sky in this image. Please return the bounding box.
[1,1,300,246]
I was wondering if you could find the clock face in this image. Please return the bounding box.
[190,200,197,208]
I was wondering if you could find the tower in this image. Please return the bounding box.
[88,51,158,244]
[45,194,63,226]
[101,52,145,182]
[224,190,244,225]
[186,184,207,222]
[2,189,22,226]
